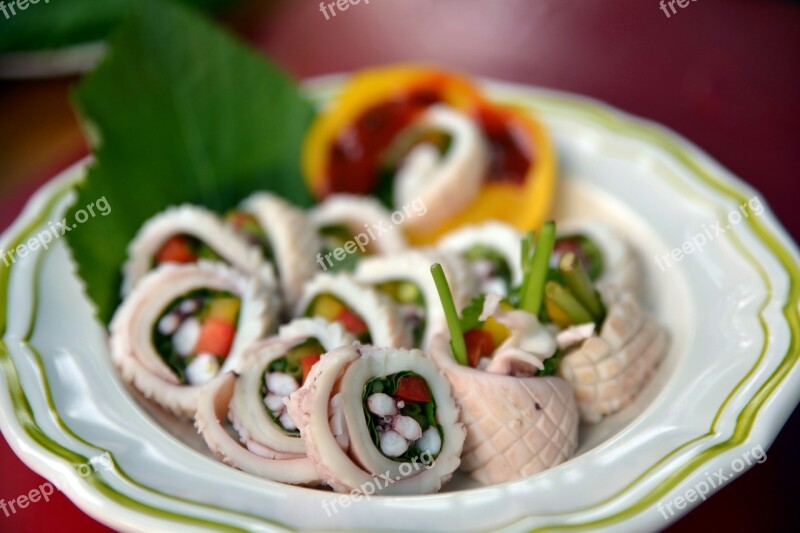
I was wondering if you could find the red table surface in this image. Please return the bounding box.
[1,0,799,531]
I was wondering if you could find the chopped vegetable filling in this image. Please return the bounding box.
[363,372,442,461]
[262,338,325,435]
[376,280,426,346]
[552,234,603,281]
[153,234,221,266]
[463,244,513,295]
[152,289,240,385]
[226,210,275,261]
[306,294,372,342]
[318,224,368,272]
[433,221,607,377]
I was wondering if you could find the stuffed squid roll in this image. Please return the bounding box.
[428,333,578,485]
[554,220,642,300]
[226,192,321,308]
[428,255,579,485]
[556,291,668,423]
[529,222,668,423]
[110,262,276,417]
[297,273,412,348]
[286,344,465,495]
[438,221,523,297]
[121,205,275,297]
[194,319,353,484]
[391,104,488,232]
[354,250,475,349]
[194,372,321,485]
[310,194,408,265]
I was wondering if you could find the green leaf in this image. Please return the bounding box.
[537,350,563,377]
[65,0,316,323]
[459,294,487,333]
[0,0,235,53]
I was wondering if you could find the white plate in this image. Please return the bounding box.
[1,76,799,532]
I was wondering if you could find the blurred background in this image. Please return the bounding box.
[1,0,798,531]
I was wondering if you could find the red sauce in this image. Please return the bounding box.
[474,106,533,184]
[322,89,534,195]
[323,89,441,196]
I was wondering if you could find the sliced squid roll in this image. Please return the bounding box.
[392,104,488,231]
[297,273,412,348]
[110,261,276,417]
[310,194,407,256]
[195,372,321,485]
[194,319,353,485]
[428,332,579,485]
[286,344,465,495]
[121,204,276,297]
[354,250,476,349]
[555,220,642,300]
[438,221,523,296]
[557,291,668,423]
[227,192,321,308]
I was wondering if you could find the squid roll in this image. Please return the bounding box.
[310,194,407,262]
[391,104,489,232]
[556,291,668,423]
[354,250,476,349]
[438,221,523,297]
[427,278,579,484]
[541,224,668,423]
[110,262,276,417]
[226,192,321,309]
[297,273,413,348]
[426,223,599,484]
[302,65,558,244]
[194,318,353,484]
[554,220,642,300]
[428,333,578,485]
[286,344,465,495]
[121,205,276,297]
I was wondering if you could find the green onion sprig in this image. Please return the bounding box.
[431,263,468,366]
[520,221,556,316]
[559,252,604,318]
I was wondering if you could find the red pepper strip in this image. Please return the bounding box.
[394,375,431,403]
[300,354,322,384]
[336,308,369,337]
[463,329,495,368]
[194,318,236,357]
[155,235,198,264]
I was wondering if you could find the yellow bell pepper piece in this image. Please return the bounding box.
[545,298,572,329]
[481,301,513,346]
[309,294,345,321]
[207,297,240,324]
